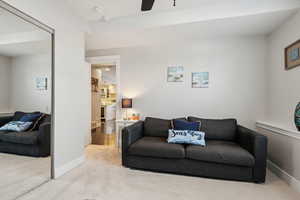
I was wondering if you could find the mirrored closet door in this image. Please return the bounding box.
[0,1,53,199]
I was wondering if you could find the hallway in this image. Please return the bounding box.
[91,120,116,146]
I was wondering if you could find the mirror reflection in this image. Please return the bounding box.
[0,6,52,200]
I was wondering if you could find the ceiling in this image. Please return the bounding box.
[86,9,299,50]
[67,0,230,21]
[0,8,37,35]
[69,0,300,50]
[0,8,52,57]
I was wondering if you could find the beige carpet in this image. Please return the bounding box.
[0,153,51,200]
[18,145,299,200]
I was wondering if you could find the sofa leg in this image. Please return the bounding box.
[254,179,265,184]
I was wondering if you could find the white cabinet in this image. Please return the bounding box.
[105,103,116,121]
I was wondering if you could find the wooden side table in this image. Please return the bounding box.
[115,120,138,152]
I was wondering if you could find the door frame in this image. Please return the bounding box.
[86,55,121,120]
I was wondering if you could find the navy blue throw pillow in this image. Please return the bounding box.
[20,113,42,122]
[173,119,201,131]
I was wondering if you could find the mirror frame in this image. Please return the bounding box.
[0,0,55,179]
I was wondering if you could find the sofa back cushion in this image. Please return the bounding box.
[144,117,171,137]
[188,116,237,141]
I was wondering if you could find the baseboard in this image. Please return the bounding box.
[0,112,13,117]
[267,160,300,193]
[54,155,85,179]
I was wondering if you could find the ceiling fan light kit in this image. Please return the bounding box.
[141,0,176,11]
[141,0,155,11]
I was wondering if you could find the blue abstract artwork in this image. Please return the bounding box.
[192,72,209,88]
[289,48,299,61]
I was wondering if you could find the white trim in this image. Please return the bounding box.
[267,160,300,194]
[256,121,300,140]
[0,1,54,34]
[0,112,13,116]
[54,155,85,179]
[86,55,120,64]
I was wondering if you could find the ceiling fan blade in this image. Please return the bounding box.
[141,0,155,11]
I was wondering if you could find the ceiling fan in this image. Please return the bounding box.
[141,0,176,11]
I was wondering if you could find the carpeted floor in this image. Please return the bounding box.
[0,153,50,200]
[17,145,300,200]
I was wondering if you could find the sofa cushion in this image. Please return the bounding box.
[188,117,237,141]
[0,131,39,145]
[20,113,42,122]
[167,129,206,146]
[12,111,41,121]
[186,140,255,167]
[144,117,171,137]
[12,112,25,121]
[0,121,33,132]
[172,119,200,131]
[128,137,185,159]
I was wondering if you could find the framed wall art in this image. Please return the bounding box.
[167,66,184,82]
[285,39,300,70]
[192,72,209,88]
[36,77,48,90]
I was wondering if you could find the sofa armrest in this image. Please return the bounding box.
[37,122,51,157]
[122,121,144,166]
[237,125,268,183]
[0,116,13,127]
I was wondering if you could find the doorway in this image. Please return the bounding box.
[92,64,117,145]
[86,56,121,152]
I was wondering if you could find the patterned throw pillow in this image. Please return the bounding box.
[0,121,32,132]
[167,129,206,146]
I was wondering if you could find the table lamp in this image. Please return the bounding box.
[122,98,132,120]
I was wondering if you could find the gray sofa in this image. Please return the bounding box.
[0,111,51,157]
[122,117,268,183]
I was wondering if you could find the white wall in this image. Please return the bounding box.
[260,11,300,183]
[266,11,300,130]
[5,0,90,178]
[0,55,11,113]
[10,54,51,113]
[87,37,267,129]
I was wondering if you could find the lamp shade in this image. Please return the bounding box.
[122,98,132,108]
